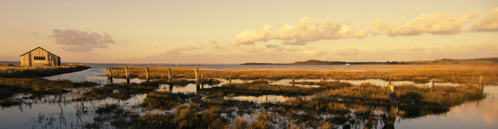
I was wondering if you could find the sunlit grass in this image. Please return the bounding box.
[105,65,498,84]
[0,64,89,78]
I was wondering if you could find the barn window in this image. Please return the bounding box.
[34,56,46,60]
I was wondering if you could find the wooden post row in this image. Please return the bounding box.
[145,67,149,80]
[125,66,129,79]
[195,68,199,85]
[167,68,172,84]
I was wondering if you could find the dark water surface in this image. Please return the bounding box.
[0,65,496,129]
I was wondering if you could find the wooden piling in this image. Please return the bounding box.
[167,68,172,84]
[431,79,434,92]
[109,67,113,77]
[292,77,295,83]
[195,68,199,85]
[109,67,113,83]
[480,76,483,91]
[384,105,398,128]
[388,77,395,94]
[145,67,149,80]
[125,66,129,84]
[125,66,129,79]
[385,77,398,128]
[229,75,232,83]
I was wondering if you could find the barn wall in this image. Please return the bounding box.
[31,48,49,66]
[20,48,61,67]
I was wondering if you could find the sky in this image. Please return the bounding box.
[0,0,497,64]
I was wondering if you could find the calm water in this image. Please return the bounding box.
[1,65,496,129]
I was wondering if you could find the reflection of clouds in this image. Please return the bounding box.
[451,86,498,126]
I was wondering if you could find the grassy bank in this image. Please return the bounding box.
[199,80,351,97]
[80,81,486,128]
[104,65,498,84]
[0,64,90,78]
[82,82,160,100]
[326,83,485,117]
[0,77,97,107]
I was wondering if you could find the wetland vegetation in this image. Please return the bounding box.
[0,64,495,128]
[103,65,498,85]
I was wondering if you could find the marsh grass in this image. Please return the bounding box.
[106,104,228,129]
[199,81,351,98]
[105,65,498,84]
[95,103,119,114]
[0,65,89,78]
[79,82,486,128]
[82,82,159,100]
[326,83,485,117]
[0,77,97,100]
[140,92,198,110]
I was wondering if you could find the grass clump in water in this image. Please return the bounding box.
[82,82,159,100]
[110,104,228,129]
[0,77,97,100]
[141,92,198,110]
[326,83,485,117]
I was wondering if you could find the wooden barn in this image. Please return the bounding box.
[20,47,61,67]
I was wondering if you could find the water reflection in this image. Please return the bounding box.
[395,86,498,129]
[0,93,147,129]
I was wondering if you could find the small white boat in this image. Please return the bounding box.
[345,61,350,65]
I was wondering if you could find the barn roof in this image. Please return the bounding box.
[20,47,59,57]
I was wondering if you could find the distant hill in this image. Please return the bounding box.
[242,57,498,65]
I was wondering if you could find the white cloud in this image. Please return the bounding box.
[369,19,393,36]
[471,8,498,32]
[369,11,482,36]
[274,17,368,45]
[50,29,115,52]
[231,24,273,46]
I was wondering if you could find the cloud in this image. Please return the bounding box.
[282,46,301,52]
[330,44,498,62]
[336,46,359,56]
[173,46,205,51]
[370,11,482,36]
[471,8,498,32]
[50,29,115,52]
[265,44,301,52]
[242,46,265,52]
[231,24,273,46]
[266,44,279,48]
[402,45,428,51]
[369,19,393,36]
[208,40,221,49]
[300,50,327,56]
[274,17,368,45]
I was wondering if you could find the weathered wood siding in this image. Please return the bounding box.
[20,47,60,67]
